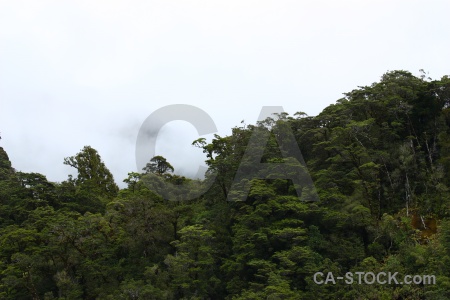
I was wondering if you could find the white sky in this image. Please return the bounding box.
[1,0,449,187]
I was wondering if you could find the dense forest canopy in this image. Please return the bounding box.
[1,70,450,299]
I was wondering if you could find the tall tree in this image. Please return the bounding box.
[142,155,174,176]
[64,146,118,198]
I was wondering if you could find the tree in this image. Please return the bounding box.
[63,146,118,198]
[123,172,142,193]
[164,224,219,299]
[142,155,174,176]
[0,147,12,181]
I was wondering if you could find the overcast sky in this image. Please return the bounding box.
[1,0,449,187]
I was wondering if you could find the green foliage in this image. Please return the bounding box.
[64,145,119,198]
[0,70,449,299]
[142,155,174,176]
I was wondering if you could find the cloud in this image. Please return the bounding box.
[1,0,449,187]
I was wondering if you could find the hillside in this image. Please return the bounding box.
[0,70,450,299]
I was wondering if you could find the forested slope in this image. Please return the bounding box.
[1,70,450,299]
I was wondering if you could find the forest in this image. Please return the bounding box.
[1,70,450,299]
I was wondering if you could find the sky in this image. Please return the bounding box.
[1,0,449,188]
